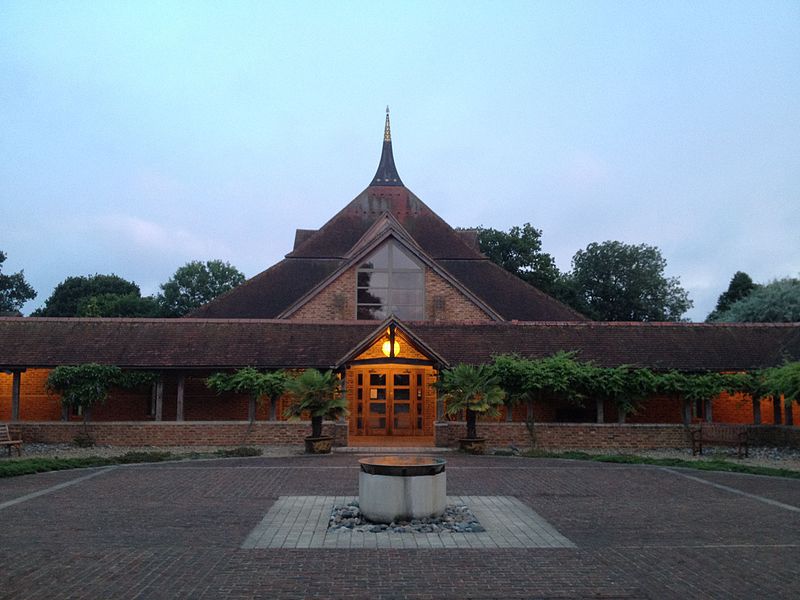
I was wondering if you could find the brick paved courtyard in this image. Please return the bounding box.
[1,453,799,599]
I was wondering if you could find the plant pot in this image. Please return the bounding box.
[459,437,486,455]
[305,435,334,454]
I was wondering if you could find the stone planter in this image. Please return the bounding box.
[459,437,486,454]
[305,435,334,454]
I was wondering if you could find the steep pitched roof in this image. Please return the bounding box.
[1,318,797,372]
[193,111,585,321]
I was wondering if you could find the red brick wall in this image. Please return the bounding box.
[0,369,61,420]
[435,422,692,449]
[287,262,492,322]
[9,421,349,447]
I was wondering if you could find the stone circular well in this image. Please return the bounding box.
[358,455,447,523]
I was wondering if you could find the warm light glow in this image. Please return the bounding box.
[381,340,400,357]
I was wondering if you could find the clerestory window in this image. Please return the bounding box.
[357,241,424,320]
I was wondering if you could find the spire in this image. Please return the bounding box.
[370,106,403,187]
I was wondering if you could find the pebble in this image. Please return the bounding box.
[327,502,486,534]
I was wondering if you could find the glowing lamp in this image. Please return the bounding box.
[381,340,400,357]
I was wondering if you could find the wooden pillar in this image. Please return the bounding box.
[155,377,164,422]
[11,371,21,421]
[526,399,534,421]
[752,397,762,425]
[505,404,513,422]
[595,397,604,424]
[248,396,256,423]
[681,398,691,426]
[176,374,185,422]
[617,409,626,424]
[773,397,782,425]
[270,397,278,421]
[786,400,794,427]
[704,398,713,423]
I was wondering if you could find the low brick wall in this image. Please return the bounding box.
[9,421,350,447]
[746,425,800,448]
[435,422,692,449]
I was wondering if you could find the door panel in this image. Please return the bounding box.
[354,366,432,436]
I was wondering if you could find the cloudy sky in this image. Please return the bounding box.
[1,1,798,321]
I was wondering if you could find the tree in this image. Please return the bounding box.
[46,365,156,439]
[159,260,245,316]
[284,369,348,439]
[473,224,563,296]
[33,274,140,317]
[569,241,692,321]
[77,293,162,318]
[708,277,800,323]
[437,363,506,440]
[0,251,36,316]
[706,271,758,321]
[206,368,288,423]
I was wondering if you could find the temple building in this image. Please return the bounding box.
[1,110,799,447]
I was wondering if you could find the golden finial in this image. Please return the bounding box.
[384,106,391,142]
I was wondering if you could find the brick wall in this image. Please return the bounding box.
[287,262,492,322]
[435,422,692,449]
[9,420,349,447]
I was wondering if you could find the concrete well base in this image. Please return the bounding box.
[358,470,446,523]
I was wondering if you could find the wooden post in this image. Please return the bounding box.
[617,409,626,424]
[176,374,185,422]
[11,371,21,421]
[704,398,713,423]
[248,396,256,423]
[595,397,604,423]
[505,404,513,422]
[527,399,534,421]
[752,397,761,425]
[155,377,164,422]
[786,400,794,427]
[681,398,691,426]
[773,397,782,425]
[270,397,278,421]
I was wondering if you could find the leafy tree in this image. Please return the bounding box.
[284,369,348,439]
[46,365,157,435]
[706,271,758,321]
[159,260,245,316]
[767,362,800,404]
[33,274,140,317]
[581,364,657,422]
[473,224,563,295]
[437,363,506,440]
[0,251,36,316]
[206,368,288,423]
[77,293,162,317]
[708,277,800,323]
[569,241,692,321]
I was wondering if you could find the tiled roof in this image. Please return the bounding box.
[438,260,586,321]
[190,258,344,319]
[1,318,797,372]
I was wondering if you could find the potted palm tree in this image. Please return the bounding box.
[437,363,506,454]
[285,369,348,454]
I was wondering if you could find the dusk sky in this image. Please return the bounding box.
[1,1,798,321]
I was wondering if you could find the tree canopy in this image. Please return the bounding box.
[708,277,800,323]
[32,274,140,317]
[473,224,562,295]
[568,241,692,321]
[706,271,758,322]
[0,251,36,316]
[159,260,245,316]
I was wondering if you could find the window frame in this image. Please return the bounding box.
[355,240,425,320]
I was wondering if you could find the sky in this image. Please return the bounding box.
[1,1,798,321]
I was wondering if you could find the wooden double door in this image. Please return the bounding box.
[353,366,430,436]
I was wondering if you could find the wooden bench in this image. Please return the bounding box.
[690,424,749,458]
[0,424,23,457]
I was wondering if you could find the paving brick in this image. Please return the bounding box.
[0,453,799,598]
